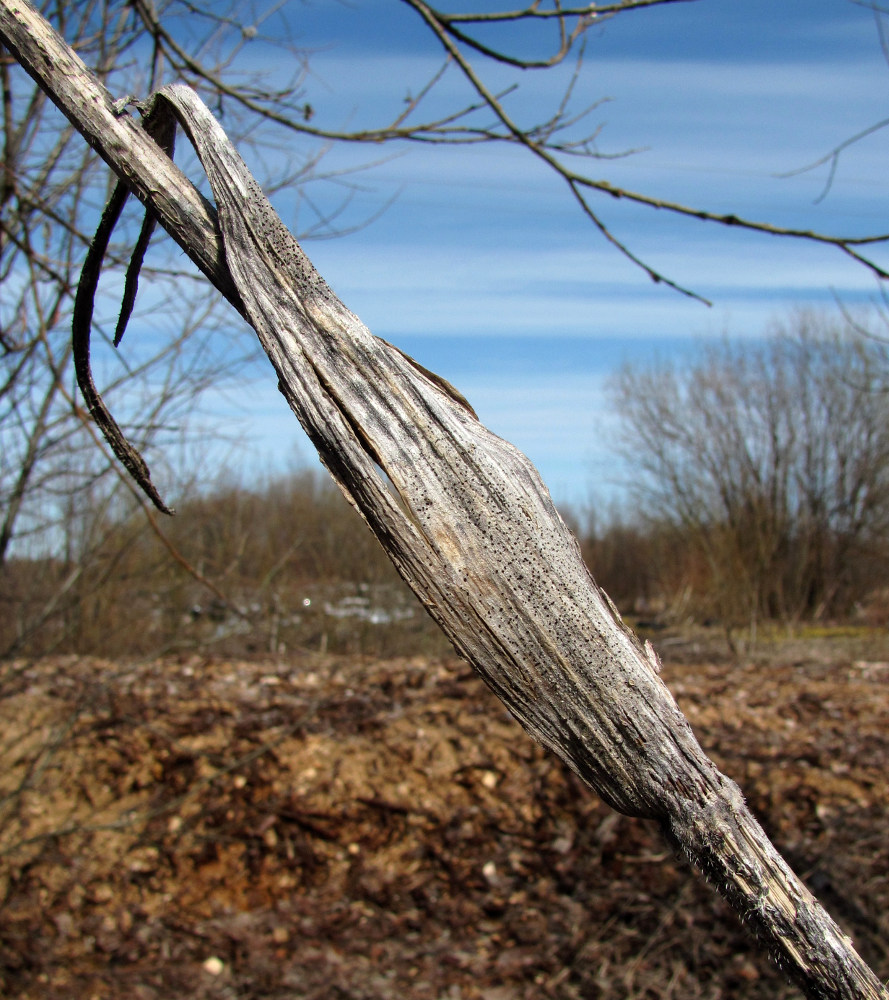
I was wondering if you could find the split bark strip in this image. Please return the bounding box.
[0,4,885,998]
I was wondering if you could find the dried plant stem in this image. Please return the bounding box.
[0,4,886,998]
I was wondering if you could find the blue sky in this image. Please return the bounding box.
[207,0,889,509]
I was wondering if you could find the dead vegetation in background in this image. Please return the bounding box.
[1,635,886,1000]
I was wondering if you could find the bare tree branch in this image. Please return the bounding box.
[124,0,889,296]
[400,0,889,297]
[777,3,889,211]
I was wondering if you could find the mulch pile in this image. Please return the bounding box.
[1,639,887,999]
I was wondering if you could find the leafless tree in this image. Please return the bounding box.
[611,313,889,630]
[0,0,377,651]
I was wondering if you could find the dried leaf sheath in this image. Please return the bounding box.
[145,85,680,811]
[142,85,884,1000]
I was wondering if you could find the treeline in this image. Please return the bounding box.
[0,470,447,660]
[3,315,888,660]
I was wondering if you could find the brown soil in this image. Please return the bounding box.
[1,639,887,999]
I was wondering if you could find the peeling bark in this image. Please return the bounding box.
[0,3,886,997]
